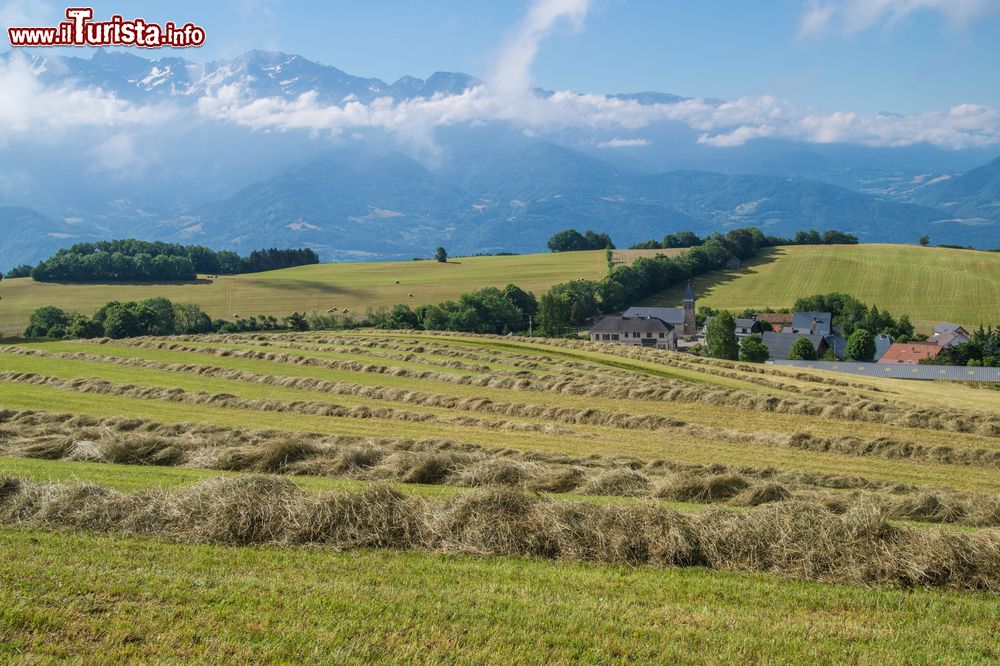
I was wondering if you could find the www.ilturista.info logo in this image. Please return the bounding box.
[7,7,206,48]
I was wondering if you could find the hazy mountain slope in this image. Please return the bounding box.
[913,155,1000,222]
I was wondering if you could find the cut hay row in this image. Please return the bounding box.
[2,475,997,591]
[210,337,571,373]
[193,332,620,374]
[4,410,999,527]
[43,339,1000,439]
[7,347,1000,471]
[0,371,574,436]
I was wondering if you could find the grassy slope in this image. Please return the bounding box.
[4,340,999,493]
[3,527,997,663]
[645,244,1000,330]
[0,250,608,335]
[2,331,999,660]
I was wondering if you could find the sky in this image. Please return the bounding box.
[2,0,998,115]
[1,0,999,155]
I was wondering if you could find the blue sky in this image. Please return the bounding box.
[3,0,999,114]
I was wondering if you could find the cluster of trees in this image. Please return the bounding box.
[23,298,306,340]
[364,285,537,335]
[792,293,914,341]
[925,327,1000,367]
[537,228,771,337]
[547,229,616,253]
[631,229,858,250]
[23,240,319,283]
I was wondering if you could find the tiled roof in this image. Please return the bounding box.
[877,342,942,364]
[623,307,686,325]
[761,332,826,360]
[791,312,832,336]
[591,315,673,333]
[757,313,793,325]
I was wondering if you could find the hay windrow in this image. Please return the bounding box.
[49,337,1000,439]
[1,475,997,591]
[3,408,999,528]
[6,346,998,471]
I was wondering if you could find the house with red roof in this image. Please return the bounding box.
[877,342,943,365]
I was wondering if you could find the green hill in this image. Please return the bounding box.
[0,250,608,335]
[644,244,1000,331]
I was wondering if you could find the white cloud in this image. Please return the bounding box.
[799,0,996,37]
[0,53,174,142]
[492,0,589,94]
[197,81,1000,150]
[596,138,650,148]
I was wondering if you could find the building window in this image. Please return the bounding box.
[611,334,619,341]
[658,332,664,338]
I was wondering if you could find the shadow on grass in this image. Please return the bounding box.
[638,247,785,307]
[36,278,214,286]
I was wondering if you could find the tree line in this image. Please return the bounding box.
[14,240,319,283]
[23,299,303,340]
[629,228,858,250]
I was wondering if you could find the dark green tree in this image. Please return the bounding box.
[538,292,572,336]
[24,306,70,338]
[919,235,930,247]
[435,247,448,263]
[102,304,142,339]
[284,312,310,331]
[388,304,421,329]
[788,336,818,361]
[67,313,103,339]
[739,334,770,363]
[846,328,877,361]
[418,304,449,331]
[173,303,213,334]
[706,311,739,360]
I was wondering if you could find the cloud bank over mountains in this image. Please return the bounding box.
[1,0,999,157]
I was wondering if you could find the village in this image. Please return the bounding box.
[587,285,983,377]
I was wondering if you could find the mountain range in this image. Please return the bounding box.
[0,49,998,267]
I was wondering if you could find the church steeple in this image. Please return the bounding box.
[682,283,696,336]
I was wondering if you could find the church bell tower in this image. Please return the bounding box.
[682,283,696,337]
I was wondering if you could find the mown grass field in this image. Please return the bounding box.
[0,250,610,335]
[646,244,1000,331]
[3,527,997,663]
[1,330,999,661]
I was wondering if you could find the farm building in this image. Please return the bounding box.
[878,342,943,365]
[589,315,677,350]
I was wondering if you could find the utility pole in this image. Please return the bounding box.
[528,315,533,337]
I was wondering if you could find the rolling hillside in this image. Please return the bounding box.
[0,250,609,335]
[645,244,1000,330]
[1,331,998,660]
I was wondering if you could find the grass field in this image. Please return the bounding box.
[0,250,609,335]
[646,244,1000,331]
[1,330,998,661]
[3,527,997,663]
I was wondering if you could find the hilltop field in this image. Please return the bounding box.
[2,243,998,336]
[0,251,613,336]
[647,244,1000,331]
[0,330,998,661]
